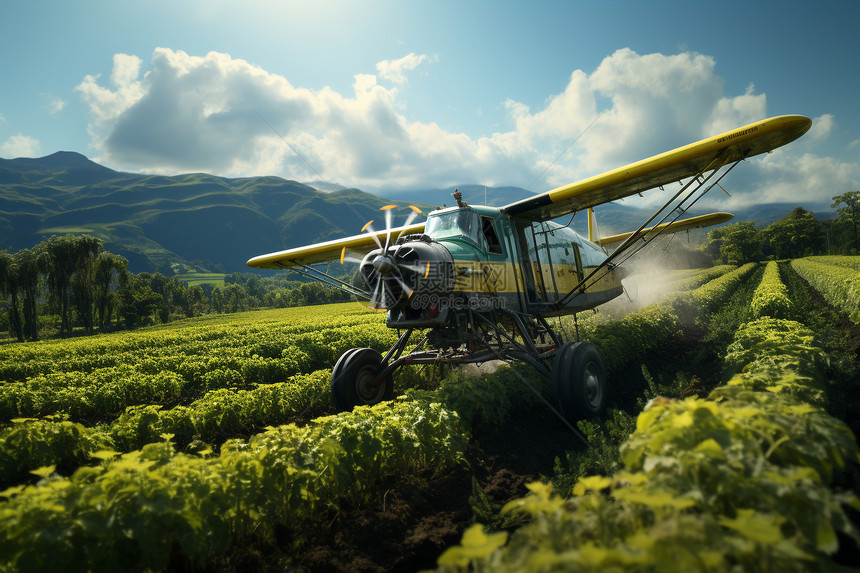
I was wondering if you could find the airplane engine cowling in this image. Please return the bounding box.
[359,235,454,313]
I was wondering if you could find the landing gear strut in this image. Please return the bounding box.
[329,310,607,423]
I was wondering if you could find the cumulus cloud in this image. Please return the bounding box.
[726,150,857,208]
[75,47,852,207]
[376,53,430,84]
[44,95,66,115]
[808,113,835,142]
[1,133,41,158]
[76,53,146,127]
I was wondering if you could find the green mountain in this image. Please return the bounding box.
[0,152,432,273]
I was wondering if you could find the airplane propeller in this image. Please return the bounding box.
[339,204,425,310]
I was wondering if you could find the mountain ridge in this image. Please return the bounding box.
[0,153,427,273]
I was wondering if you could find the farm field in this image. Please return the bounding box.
[173,272,227,288]
[1,257,859,572]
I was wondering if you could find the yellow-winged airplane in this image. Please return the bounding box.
[248,115,811,420]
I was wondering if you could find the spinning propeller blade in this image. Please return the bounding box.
[354,204,425,310]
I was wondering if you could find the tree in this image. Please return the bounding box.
[222,284,248,313]
[210,287,225,313]
[0,251,23,342]
[40,235,77,337]
[706,222,762,264]
[187,285,205,317]
[94,252,128,330]
[40,235,102,337]
[832,191,860,252]
[118,273,161,328]
[761,207,824,259]
[14,249,41,341]
[70,236,103,334]
[141,272,175,323]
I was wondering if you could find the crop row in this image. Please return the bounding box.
[804,255,860,272]
[581,304,682,376]
[436,265,860,571]
[0,303,388,381]
[0,264,748,489]
[791,257,860,323]
[0,368,334,488]
[0,397,469,572]
[750,261,793,320]
[0,266,742,517]
[567,263,742,377]
[667,264,736,292]
[682,262,758,313]
[0,320,399,424]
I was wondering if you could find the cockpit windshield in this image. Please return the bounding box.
[425,209,483,246]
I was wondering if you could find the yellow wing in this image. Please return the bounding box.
[598,212,734,248]
[246,223,426,269]
[503,115,812,222]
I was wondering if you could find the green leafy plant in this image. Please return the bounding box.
[751,261,793,319]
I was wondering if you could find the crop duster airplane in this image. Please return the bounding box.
[248,115,811,421]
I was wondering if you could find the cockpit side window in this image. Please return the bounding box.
[481,217,503,254]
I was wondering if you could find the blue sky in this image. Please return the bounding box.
[1,0,858,210]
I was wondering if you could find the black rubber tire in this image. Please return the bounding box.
[330,348,393,411]
[551,341,607,421]
[330,348,361,411]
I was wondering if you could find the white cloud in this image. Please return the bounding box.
[703,84,767,136]
[76,47,851,208]
[111,53,142,87]
[76,53,145,127]
[726,150,858,208]
[77,48,478,185]
[1,133,41,158]
[808,113,835,142]
[43,94,66,115]
[49,98,66,115]
[376,52,429,84]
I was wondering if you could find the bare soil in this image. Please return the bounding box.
[201,406,583,573]
[277,412,581,573]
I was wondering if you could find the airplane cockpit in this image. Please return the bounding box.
[425,207,505,256]
[424,208,482,246]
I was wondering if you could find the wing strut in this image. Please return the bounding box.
[276,261,372,300]
[552,152,742,311]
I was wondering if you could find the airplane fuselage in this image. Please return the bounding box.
[380,205,625,329]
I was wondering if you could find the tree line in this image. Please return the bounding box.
[704,193,860,265]
[0,235,350,343]
[0,235,126,342]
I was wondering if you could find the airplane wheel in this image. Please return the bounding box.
[331,348,393,411]
[552,342,607,421]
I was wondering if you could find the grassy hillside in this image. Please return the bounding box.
[0,153,428,274]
